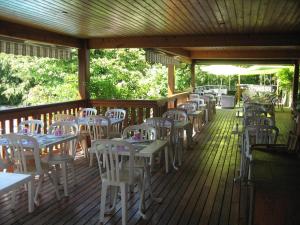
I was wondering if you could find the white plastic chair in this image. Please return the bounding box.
[53,114,77,122]
[92,140,145,225]
[105,109,126,136]
[18,119,44,135]
[87,115,111,166]
[0,134,60,206]
[43,121,78,196]
[189,93,200,100]
[145,117,174,171]
[162,109,191,166]
[78,108,97,117]
[177,102,197,113]
[243,125,279,180]
[122,124,157,171]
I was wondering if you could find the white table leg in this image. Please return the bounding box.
[144,158,162,203]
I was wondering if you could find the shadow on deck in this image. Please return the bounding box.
[0,108,295,225]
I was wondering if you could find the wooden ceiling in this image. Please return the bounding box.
[0,0,300,60]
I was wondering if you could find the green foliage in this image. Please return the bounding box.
[175,63,191,91]
[276,67,294,91]
[0,48,194,106]
[0,51,79,106]
[89,49,168,100]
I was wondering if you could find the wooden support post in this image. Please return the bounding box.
[292,61,299,110]
[168,64,175,97]
[191,60,196,91]
[78,40,90,101]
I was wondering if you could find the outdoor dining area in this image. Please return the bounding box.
[0,93,219,225]
[1,1,300,225]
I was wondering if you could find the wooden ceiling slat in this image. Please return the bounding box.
[4,0,83,34]
[199,0,225,33]
[133,0,187,34]
[114,0,178,35]
[185,0,213,33]
[189,0,217,33]
[90,0,151,36]
[168,0,205,32]
[250,0,262,32]
[208,0,228,32]
[254,0,268,32]
[134,0,188,34]
[284,1,300,31]
[224,0,238,32]
[263,0,285,32]
[153,0,199,33]
[243,0,252,32]
[234,0,244,32]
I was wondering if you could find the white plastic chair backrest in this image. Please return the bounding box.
[189,93,200,100]
[48,121,78,157]
[48,121,78,135]
[162,109,188,122]
[0,134,42,174]
[177,102,197,113]
[244,125,279,159]
[122,124,156,141]
[244,116,275,126]
[199,95,210,103]
[79,108,97,117]
[92,139,135,184]
[54,114,76,122]
[18,119,44,135]
[105,108,126,119]
[145,117,174,141]
[87,115,111,141]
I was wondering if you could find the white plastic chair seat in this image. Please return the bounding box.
[101,168,143,184]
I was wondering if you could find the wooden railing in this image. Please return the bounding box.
[0,100,86,134]
[0,91,190,134]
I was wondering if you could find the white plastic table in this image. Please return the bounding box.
[0,172,34,212]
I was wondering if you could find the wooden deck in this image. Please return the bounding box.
[0,108,293,225]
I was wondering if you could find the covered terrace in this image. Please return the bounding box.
[0,1,300,225]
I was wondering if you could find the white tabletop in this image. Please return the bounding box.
[95,139,167,158]
[0,172,33,194]
[0,134,77,149]
[76,117,123,126]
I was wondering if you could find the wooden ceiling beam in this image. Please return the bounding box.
[190,49,300,59]
[157,48,190,58]
[0,20,81,48]
[157,48,192,63]
[88,34,300,49]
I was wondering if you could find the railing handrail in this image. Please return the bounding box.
[0,100,86,115]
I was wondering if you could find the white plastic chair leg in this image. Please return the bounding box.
[89,150,94,167]
[47,172,61,201]
[120,183,128,225]
[100,182,108,223]
[61,162,68,196]
[34,174,43,205]
[28,180,34,212]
